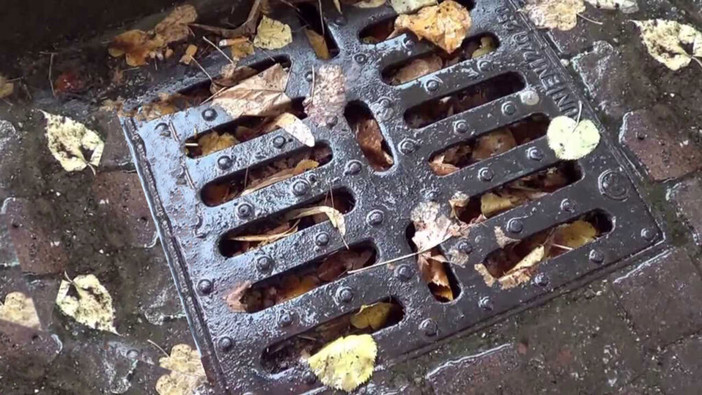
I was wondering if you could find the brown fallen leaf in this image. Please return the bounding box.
[497,246,545,289]
[418,250,454,300]
[213,64,291,119]
[287,206,346,236]
[471,128,517,160]
[430,154,460,176]
[277,275,318,303]
[553,220,597,249]
[154,4,197,43]
[350,302,394,330]
[355,117,393,170]
[305,29,331,60]
[390,0,436,14]
[480,192,523,218]
[411,201,467,252]
[317,249,374,282]
[226,282,252,312]
[449,191,469,218]
[394,0,472,54]
[180,44,198,65]
[390,54,443,85]
[0,75,14,99]
[274,112,315,147]
[197,132,238,156]
[304,65,346,127]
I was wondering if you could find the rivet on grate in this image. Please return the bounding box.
[367,210,384,225]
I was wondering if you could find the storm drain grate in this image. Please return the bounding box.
[121,0,660,392]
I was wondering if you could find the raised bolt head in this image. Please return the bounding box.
[641,227,657,241]
[507,219,524,234]
[560,199,575,213]
[279,311,293,327]
[454,120,469,134]
[519,89,540,106]
[345,160,362,175]
[399,139,417,154]
[501,102,517,116]
[126,349,140,359]
[334,16,346,25]
[478,296,493,311]
[202,108,217,121]
[237,203,253,218]
[315,232,330,246]
[217,155,233,170]
[426,190,439,201]
[458,241,473,254]
[420,319,438,337]
[380,98,392,108]
[292,180,310,196]
[155,123,169,137]
[354,53,367,64]
[367,210,384,225]
[303,371,317,384]
[218,337,233,352]
[197,279,213,294]
[589,249,604,264]
[396,264,413,281]
[256,256,273,272]
[599,170,629,200]
[272,135,286,148]
[478,167,494,181]
[337,287,353,303]
[527,147,543,161]
[533,273,549,286]
[305,71,314,82]
[426,80,440,92]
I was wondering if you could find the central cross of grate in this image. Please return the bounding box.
[121,0,660,392]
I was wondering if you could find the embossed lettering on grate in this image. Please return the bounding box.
[121,0,660,392]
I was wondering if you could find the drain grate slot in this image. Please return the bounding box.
[237,243,377,313]
[406,225,462,302]
[261,298,404,373]
[345,102,394,171]
[219,189,354,257]
[297,3,340,59]
[480,211,612,284]
[404,72,525,128]
[382,34,499,85]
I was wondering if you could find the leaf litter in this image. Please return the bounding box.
[304,65,347,127]
[308,334,377,392]
[42,111,104,172]
[394,0,472,53]
[0,292,41,329]
[546,115,601,160]
[155,344,207,395]
[55,274,117,333]
[253,16,293,50]
[633,20,702,70]
[0,75,14,99]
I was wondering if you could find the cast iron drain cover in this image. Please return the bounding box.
[121,1,659,392]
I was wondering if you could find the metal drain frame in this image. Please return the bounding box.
[121,1,660,392]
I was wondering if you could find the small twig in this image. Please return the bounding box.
[202,36,235,65]
[190,57,213,82]
[48,53,56,97]
[147,339,169,357]
[348,248,433,275]
[317,0,325,36]
[571,101,583,134]
[577,13,603,26]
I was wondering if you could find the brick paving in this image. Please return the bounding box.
[1,0,701,393]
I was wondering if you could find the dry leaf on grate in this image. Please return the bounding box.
[350,302,395,330]
[307,334,377,392]
[155,344,207,395]
[394,0,472,53]
[522,0,585,31]
[390,54,443,85]
[213,64,291,119]
[546,116,600,160]
[253,16,293,50]
[304,65,347,127]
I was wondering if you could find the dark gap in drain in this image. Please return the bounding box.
[453,162,582,225]
[185,98,306,158]
[201,144,332,206]
[479,211,613,287]
[405,72,525,129]
[261,297,403,373]
[233,242,378,313]
[296,3,340,59]
[382,33,499,85]
[219,189,355,257]
[406,224,461,302]
[359,0,476,44]
[344,102,394,171]
[429,114,549,176]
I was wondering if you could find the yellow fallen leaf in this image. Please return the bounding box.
[555,220,597,248]
[350,302,394,330]
[221,37,255,59]
[108,30,164,67]
[0,292,40,328]
[253,16,292,50]
[212,64,291,119]
[480,192,518,218]
[307,334,377,392]
[394,0,472,53]
[304,29,331,60]
[0,75,14,99]
[42,111,104,172]
[179,44,198,65]
[633,19,702,71]
[498,246,545,289]
[197,133,238,156]
[546,116,600,160]
[471,36,497,58]
[287,206,346,236]
[354,0,387,8]
[156,344,207,395]
[274,112,315,147]
[390,54,443,84]
[390,0,436,14]
[523,0,585,31]
[56,274,116,333]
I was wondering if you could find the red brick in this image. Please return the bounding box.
[612,249,702,346]
[669,177,702,245]
[3,198,68,275]
[92,171,156,247]
[620,107,702,181]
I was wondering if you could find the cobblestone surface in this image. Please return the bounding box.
[1,0,701,393]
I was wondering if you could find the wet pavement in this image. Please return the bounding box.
[1,0,701,394]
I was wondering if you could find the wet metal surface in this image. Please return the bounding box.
[121,1,660,392]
